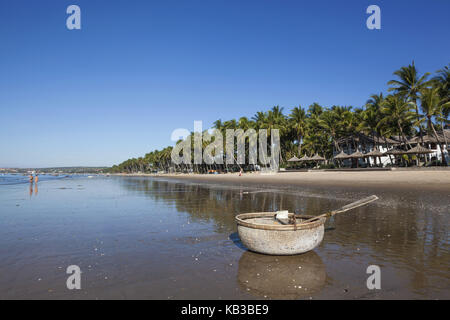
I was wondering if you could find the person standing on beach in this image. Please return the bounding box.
[29,174,33,184]
[34,174,39,184]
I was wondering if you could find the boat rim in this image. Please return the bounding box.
[235,212,326,231]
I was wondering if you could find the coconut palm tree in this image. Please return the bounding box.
[433,64,450,103]
[251,111,267,130]
[416,87,450,165]
[223,119,238,130]
[318,109,340,152]
[213,119,224,131]
[379,95,416,148]
[259,106,286,137]
[432,65,450,162]
[360,94,384,147]
[307,103,323,117]
[388,61,433,142]
[365,93,384,121]
[388,61,433,103]
[238,117,254,131]
[289,106,307,155]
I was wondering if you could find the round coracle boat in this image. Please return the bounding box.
[235,213,326,255]
[235,195,378,255]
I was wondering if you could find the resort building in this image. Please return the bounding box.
[333,130,449,167]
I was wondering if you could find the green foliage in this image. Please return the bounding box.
[109,63,450,173]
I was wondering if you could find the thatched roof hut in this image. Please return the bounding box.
[405,145,433,154]
[348,151,365,158]
[385,148,408,155]
[299,155,311,161]
[310,154,325,161]
[365,149,385,157]
[406,130,449,145]
[287,156,300,162]
[333,150,350,159]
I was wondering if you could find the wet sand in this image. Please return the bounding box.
[158,170,450,193]
[0,175,448,299]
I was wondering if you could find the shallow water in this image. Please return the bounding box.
[0,176,448,299]
[0,173,70,186]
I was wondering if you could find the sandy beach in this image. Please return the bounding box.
[128,169,450,193]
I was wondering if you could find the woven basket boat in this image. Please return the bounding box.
[235,195,378,255]
[235,213,327,255]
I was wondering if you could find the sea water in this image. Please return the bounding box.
[0,175,448,299]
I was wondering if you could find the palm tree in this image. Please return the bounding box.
[330,105,353,145]
[307,103,323,117]
[388,61,433,103]
[365,93,384,122]
[260,106,286,137]
[379,95,416,148]
[264,106,287,164]
[388,61,433,142]
[318,109,340,152]
[433,65,450,135]
[251,111,267,130]
[213,119,223,131]
[289,106,307,155]
[361,94,384,155]
[417,87,450,165]
[432,65,450,160]
[223,119,237,130]
[238,117,254,131]
[433,64,450,104]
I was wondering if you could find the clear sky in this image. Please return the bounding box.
[1,0,449,167]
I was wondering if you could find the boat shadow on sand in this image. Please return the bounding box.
[229,232,327,299]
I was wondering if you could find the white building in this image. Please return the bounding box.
[333,130,449,167]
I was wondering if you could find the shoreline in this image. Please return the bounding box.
[113,169,450,193]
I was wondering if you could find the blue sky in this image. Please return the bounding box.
[0,0,449,167]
